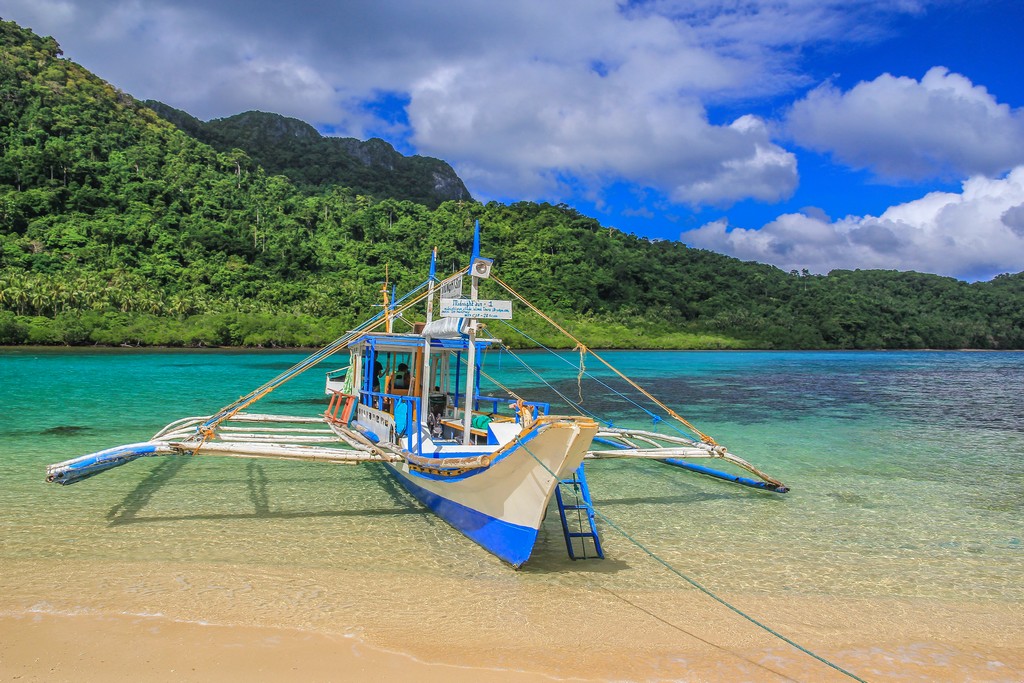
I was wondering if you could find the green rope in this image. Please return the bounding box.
[591,509,868,682]
[512,434,868,683]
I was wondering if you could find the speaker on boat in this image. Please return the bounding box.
[471,257,493,279]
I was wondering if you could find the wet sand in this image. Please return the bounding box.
[3,591,1021,682]
[0,612,555,683]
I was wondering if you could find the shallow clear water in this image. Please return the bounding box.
[1,348,1021,645]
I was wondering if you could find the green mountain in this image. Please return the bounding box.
[1,18,1022,349]
[144,101,470,208]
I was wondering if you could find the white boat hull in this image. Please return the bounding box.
[385,416,598,567]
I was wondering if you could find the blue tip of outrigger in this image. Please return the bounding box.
[660,458,789,494]
[46,442,170,485]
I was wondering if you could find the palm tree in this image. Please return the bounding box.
[169,293,191,318]
[28,289,46,315]
[5,283,27,314]
[51,278,70,314]
[140,292,164,315]
[75,275,101,310]
[113,289,135,313]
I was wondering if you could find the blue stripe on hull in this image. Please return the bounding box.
[383,462,539,568]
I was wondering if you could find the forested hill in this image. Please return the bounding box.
[144,101,471,208]
[1,18,1023,349]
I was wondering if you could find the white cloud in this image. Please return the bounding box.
[682,166,1024,281]
[787,67,1024,180]
[665,115,798,205]
[0,0,933,207]
[408,61,798,205]
[633,0,928,50]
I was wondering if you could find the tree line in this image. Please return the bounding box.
[1,19,1022,349]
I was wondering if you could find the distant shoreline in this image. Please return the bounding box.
[1,344,1021,353]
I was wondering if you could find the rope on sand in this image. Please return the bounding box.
[514,435,868,683]
[590,508,868,683]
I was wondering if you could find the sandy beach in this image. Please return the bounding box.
[3,571,1022,682]
[0,612,556,683]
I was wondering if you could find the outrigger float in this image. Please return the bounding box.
[46,222,787,568]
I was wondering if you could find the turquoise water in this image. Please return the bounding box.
[1,348,1022,669]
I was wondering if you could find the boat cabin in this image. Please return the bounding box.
[326,328,550,457]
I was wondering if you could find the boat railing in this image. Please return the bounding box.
[352,387,425,456]
[394,394,422,456]
[359,387,390,412]
[473,395,549,421]
[325,365,349,380]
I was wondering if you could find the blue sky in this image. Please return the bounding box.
[2,0,1023,280]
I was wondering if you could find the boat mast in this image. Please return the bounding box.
[420,248,437,412]
[382,264,393,334]
[462,222,481,445]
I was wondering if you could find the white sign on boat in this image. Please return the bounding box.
[440,298,513,319]
[439,274,464,300]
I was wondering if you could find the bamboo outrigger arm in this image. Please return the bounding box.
[587,428,788,493]
[45,412,408,486]
[170,440,400,464]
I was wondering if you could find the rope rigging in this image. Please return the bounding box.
[485,339,605,424]
[464,343,607,429]
[194,265,470,440]
[492,275,718,445]
[493,318,693,439]
[193,278,436,439]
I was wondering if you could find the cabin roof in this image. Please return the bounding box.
[346,331,499,352]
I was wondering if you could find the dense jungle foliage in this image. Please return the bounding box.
[143,102,471,209]
[1,19,1023,349]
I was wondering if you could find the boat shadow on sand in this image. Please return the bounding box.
[105,458,428,527]
[100,457,639,572]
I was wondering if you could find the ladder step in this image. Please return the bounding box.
[554,464,604,561]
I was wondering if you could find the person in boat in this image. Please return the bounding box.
[393,363,410,390]
[373,361,383,391]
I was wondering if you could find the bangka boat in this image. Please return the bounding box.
[46,222,787,568]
